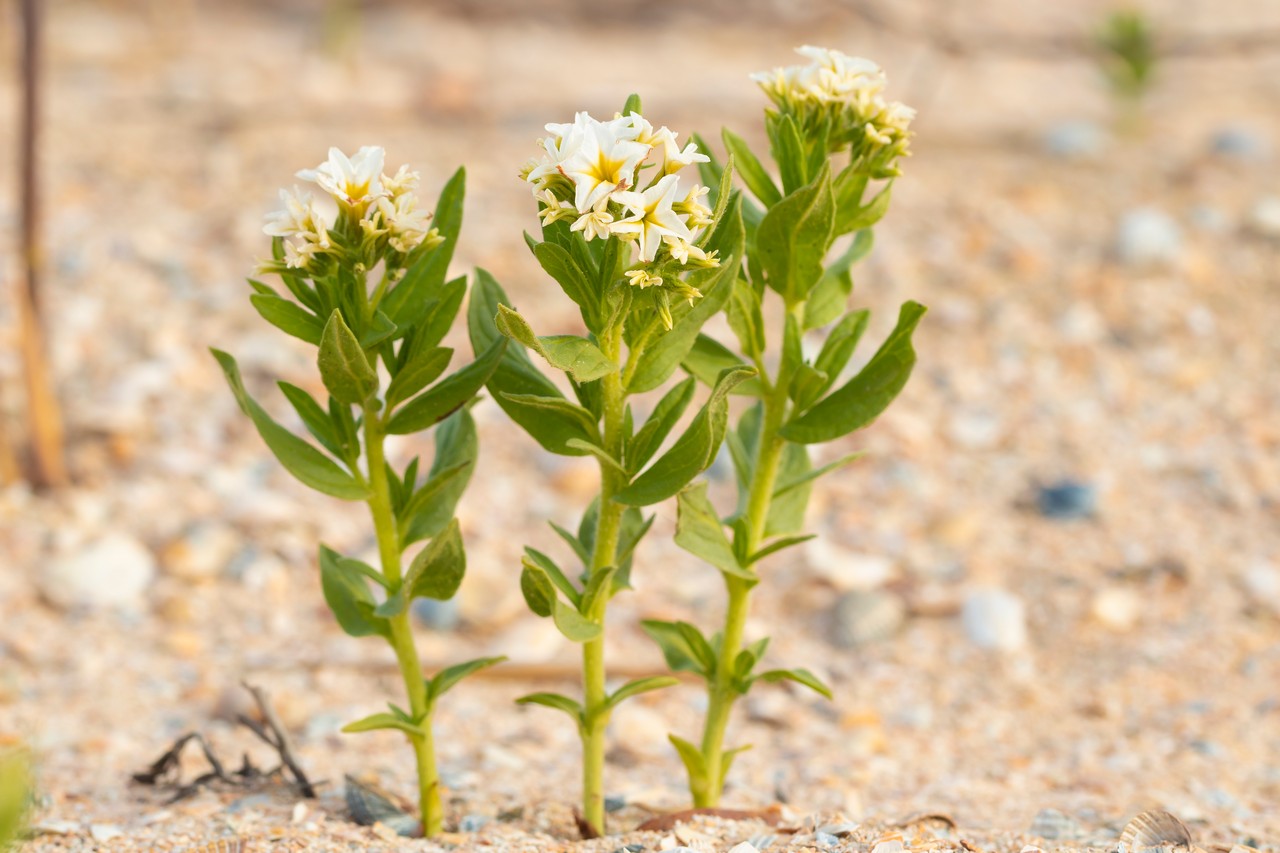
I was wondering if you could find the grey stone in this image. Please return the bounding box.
[1044,121,1106,158]
[832,589,906,648]
[962,587,1028,652]
[1211,127,1268,159]
[412,597,460,631]
[41,534,156,611]
[1247,196,1280,238]
[1116,208,1183,265]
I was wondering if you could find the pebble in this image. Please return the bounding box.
[806,540,896,591]
[728,844,761,853]
[1242,561,1280,615]
[89,824,125,842]
[412,597,460,631]
[1043,121,1105,159]
[41,533,156,611]
[1211,127,1267,159]
[1035,480,1097,520]
[1116,208,1183,265]
[161,522,241,582]
[1091,586,1141,631]
[948,409,1004,450]
[832,589,907,648]
[1247,196,1280,238]
[962,587,1028,652]
[1028,808,1085,840]
[458,813,490,832]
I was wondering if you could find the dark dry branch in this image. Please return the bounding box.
[236,682,318,799]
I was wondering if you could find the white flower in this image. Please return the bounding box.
[661,136,710,175]
[381,164,420,198]
[536,189,577,226]
[297,146,386,206]
[570,196,614,242]
[663,236,708,265]
[375,192,434,254]
[610,174,694,262]
[624,269,663,289]
[263,187,330,245]
[559,116,651,212]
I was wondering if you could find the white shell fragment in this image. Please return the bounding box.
[872,830,907,853]
[1119,809,1193,853]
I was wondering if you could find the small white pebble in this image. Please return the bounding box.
[728,844,761,853]
[291,801,308,824]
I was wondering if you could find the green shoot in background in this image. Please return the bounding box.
[0,747,29,850]
[213,146,504,836]
[476,96,746,834]
[643,45,927,808]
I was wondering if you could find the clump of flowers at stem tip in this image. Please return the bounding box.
[751,45,915,177]
[260,146,443,274]
[520,111,720,329]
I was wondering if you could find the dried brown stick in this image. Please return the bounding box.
[238,682,318,798]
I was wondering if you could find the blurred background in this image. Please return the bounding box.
[0,0,1278,847]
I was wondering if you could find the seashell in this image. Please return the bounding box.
[1029,808,1086,841]
[344,774,420,837]
[1120,810,1193,853]
[817,822,860,838]
[183,841,250,853]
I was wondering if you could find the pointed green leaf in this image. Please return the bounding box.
[212,350,367,500]
[668,734,709,788]
[341,712,425,738]
[641,619,716,677]
[812,309,870,395]
[605,676,679,711]
[337,555,389,589]
[719,744,752,789]
[385,336,506,434]
[532,241,600,331]
[523,547,581,608]
[682,334,765,396]
[407,517,466,600]
[773,451,864,499]
[579,564,621,618]
[747,534,817,565]
[359,310,398,349]
[250,292,324,345]
[726,276,766,361]
[757,161,835,305]
[401,408,476,545]
[318,310,378,405]
[382,167,465,329]
[519,557,557,618]
[805,230,872,330]
[627,376,697,474]
[565,439,626,475]
[517,692,584,724]
[771,113,808,195]
[426,656,507,702]
[319,544,389,638]
[615,366,755,506]
[836,181,893,236]
[780,301,927,444]
[495,305,615,382]
[386,347,453,409]
[722,129,781,208]
[754,667,834,700]
[674,483,756,582]
[553,597,602,643]
[765,442,811,537]
[278,381,342,457]
[549,521,590,567]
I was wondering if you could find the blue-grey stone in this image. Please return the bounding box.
[1044,121,1106,158]
[412,597,460,631]
[1036,480,1098,520]
[1117,208,1183,265]
[459,813,490,832]
[1211,127,1268,159]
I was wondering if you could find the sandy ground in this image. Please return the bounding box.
[1,0,1279,850]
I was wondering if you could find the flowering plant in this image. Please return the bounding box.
[213,146,504,836]
[643,46,927,808]
[472,96,748,834]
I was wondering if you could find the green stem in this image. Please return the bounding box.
[365,406,443,836]
[580,321,628,835]
[694,305,798,808]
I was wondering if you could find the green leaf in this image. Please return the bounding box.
[405,517,466,603]
[789,363,828,412]
[212,350,368,500]
[668,734,709,789]
[517,692,584,725]
[718,744,752,790]
[812,310,870,396]
[318,310,379,405]
[359,310,399,349]
[757,161,835,305]
[416,275,468,351]
[754,667,834,699]
[605,676,679,711]
[495,305,615,382]
[674,483,756,583]
[385,336,506,434]
[519,557,557,618]
[579,564,621,618]
[469,270,588,454]
[772,113,808,195]
[726,276,766,362]
[278,381,342,457]
[250,292,324,345]
[765,442,811,537]
[804,230,873,330]
[747,534,817,565]
[319,544,389,638]
[549,521,590,567]
[565,439,626,475]
[615,366,755,506]
[523,548,581,608]
[627,195,744,394]
[734,636,771,681]
[773,451,864,499]
[780,301,927,444]
[836,181,893,236]
[627,376,696,474]
[682,335,765,397]
[533,241,601,331]
[386,347,453,409]
[722,129,781,208]
[337,554,389,589]
[497,394,597,457]
[612,507,653,592]
[621,92,642,116]
[341,712,424,738]
[641,619,716,676]
[401,408,476,545]
[553,597,602,643]
[382,167,465,329]
[426,656,507,702]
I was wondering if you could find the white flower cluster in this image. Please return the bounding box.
[522,112,719,269]
[263,146,440,271]
[751,46,914,172]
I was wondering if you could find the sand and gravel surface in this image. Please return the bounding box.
[1,0,1279,850]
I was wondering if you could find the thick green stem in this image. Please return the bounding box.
[580,322,627,835]
[365,407,443,836]
[694,306,797,807]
